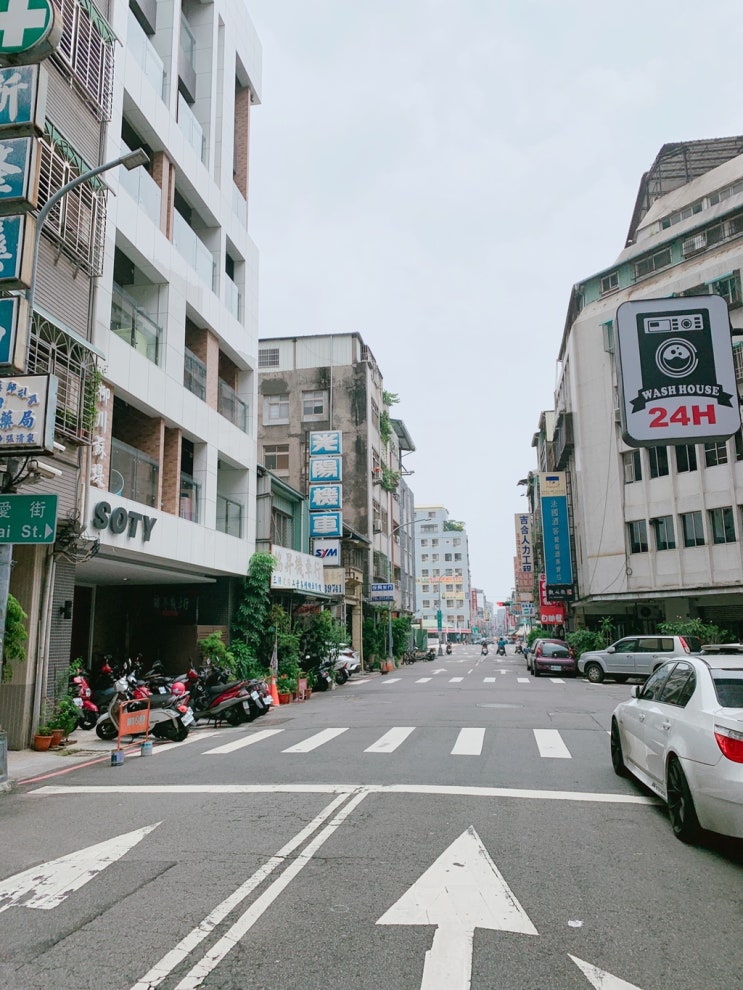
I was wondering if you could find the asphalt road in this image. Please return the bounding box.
[1,645,742,990]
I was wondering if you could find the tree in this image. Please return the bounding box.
[232,552,275,660]
[298,610,345,671]
[1,594,28,684]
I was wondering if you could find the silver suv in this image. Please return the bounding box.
[578,634,702,683]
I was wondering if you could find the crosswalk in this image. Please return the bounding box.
[202,724,596,761]
[377,674,567,685]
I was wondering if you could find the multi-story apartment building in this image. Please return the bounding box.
[256,332,416,654]
[537,138,743,636]
[414,505,471,640]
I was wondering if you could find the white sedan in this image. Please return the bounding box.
[611,654,743,843]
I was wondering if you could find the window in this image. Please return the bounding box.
[628,519,648,553]
[422,599,430,609]
[421,569,429,577]
[452,538,461,546]
[263,444,289,472]
[704,441,728,467]
[652,515,676,551]
[444,553,452,561]
[421,524,436,533]
[658,663,695,707]
[640,665,672,702]
[271,508,293,547]
[623,450,642,483]
[634,248,672,279]
[431,539,439,546]
[736,429,743,462]
[602,320,614,353]
[431,554,439,562]
[258,347,279,368]
[709,506,736,544]
[51,0,116,120]
[711,272,742,308]
[600,272,618,295]
[421,553,429,562]
[647,446,669,478]
[422,584,430,592]
[264,393,289,425]
[301,389,328,421]
[420,539,429,547]
[681,511,705,547]
[454,553,462,561]
[675,444,698,473]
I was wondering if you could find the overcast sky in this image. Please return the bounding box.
[246,0,743,601]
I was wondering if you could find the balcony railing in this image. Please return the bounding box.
[224,273,242,321]
[111,284,162,365]
[110,438,159,507]
[118,143,161,224]
[218,378,248,432]
[184,347,206,400]
[173,210,215,288]
[232,183,247,226]
[177,92,206,164]
[217,494,242,537]
[127,8,166,99]
[179,473,201,522]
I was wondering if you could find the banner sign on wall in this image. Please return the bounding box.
[270,545,325,593]
[539,472,573,589]
[514,512,532,574]
[308,430,343,554]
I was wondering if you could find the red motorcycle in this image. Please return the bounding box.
[70,668,99,731]
[186,666,253,725]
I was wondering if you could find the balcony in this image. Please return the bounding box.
[553,411,574,470]
[118,144,161,224]
[735,342,743,398]
[111,284,162,365]
[224,274,242,321]
[127,8,165,99]
[217,494,242,537]
[232,184,247,227]
[177,92,205,164]
[110,438,159,507]
[173,210,215,288]
[218,378,248,432]
[184,347,206,400]
[179,473,200,522]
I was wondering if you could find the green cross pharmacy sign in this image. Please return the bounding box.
[0,0,62,66]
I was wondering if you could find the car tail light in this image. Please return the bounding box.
[714,724,743,763]
[535,646,542,657]
[679,636,690,654]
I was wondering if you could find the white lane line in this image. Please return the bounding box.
[451,728,485,756]
[467,668,473,674]
[129,789,366,990]
[449,677,463,683]
[364,727,415,753]
[416,677,432,684]
[533,729,572,759]
[282,728,348,753]
[433,669,446,675]
[381,677,401,685]
[517,678,530,684]
[203,729,284,755]
[31,782,659,804]
[154,730,220,752]
[549,678,565,684]
[484,677,496,683]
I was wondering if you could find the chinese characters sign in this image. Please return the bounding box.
[539,472,574,591]
[0,373,56,450]
[270,545,325,593]
[0,65,46,134]
[0,491,56,543]
[514,513,532,575]
[308,430,343,553]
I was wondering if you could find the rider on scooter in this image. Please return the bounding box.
[481,640,489,656]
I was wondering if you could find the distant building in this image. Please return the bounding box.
[414,505,471,640]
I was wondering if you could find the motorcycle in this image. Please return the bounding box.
[426,648,436,661]
[185,666,254,725]
[70,667,98,731]
[95,675,193,742]
[496,643,506,657]
[445,643,452,655]
[481,644,489,656]
[514,642,524,655]
[313,656,336,691]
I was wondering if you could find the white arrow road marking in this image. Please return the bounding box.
[0,823,160,913]
[365,727,415,753]
[377,826,537,990]
[570,955,647,989]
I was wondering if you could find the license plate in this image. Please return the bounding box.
[242,700,252,712]
[181,710,195,726]
[251,691,260,700]
[73,697,83,707]
[158,686,167,694]
[550,665,563,671]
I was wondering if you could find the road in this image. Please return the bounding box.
[1,645,742,989]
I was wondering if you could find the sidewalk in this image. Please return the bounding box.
[2,736,132,791]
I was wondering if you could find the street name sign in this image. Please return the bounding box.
[0,491,57,543]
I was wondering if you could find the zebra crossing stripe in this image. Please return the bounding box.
[517,678,529,684]
[283,728,349,753]
[533,729,572,759]
[381,678,401,684]
[449,677,463,683]
[451,728,485,756]
[415,677,432,683]
[549,678,565,684]
[364,727,415,753]
[203,729,284,755]
[483,677,496,683]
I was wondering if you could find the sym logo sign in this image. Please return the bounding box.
[616,295,740,446]
[313,538,340,560]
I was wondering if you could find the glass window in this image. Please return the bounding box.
[681,511,705,547]
[301,389,328,421]
[271,509,293,547]
[264,393,289,425]
[736,429,743,462]
[709,506,736,544]
[675,444,698,473]
[420,539,428,547]
[648,447,669,478]
[623,450,642,483]
[640,665,672,701]
[431,554,439,562]
[658,663,695,706]
[431,539,439,546]
[710,272,742,308]
[444,553,452,561]
[421,553,429,562]
[652,515,676,550]
[600,272,618,295]
[614,639,637,654]
[263,443,289,471]
[258,347,279,368]
[711,670,743,707]
[421,569,429,577]
[422,599,430,609]
[628,519,648,553]
[704,441,728,467]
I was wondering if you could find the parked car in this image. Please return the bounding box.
[610,654,743,842]
[578,634,702,683]
[526,638,573,674]
[530,639,577,677]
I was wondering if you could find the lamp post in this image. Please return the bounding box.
[0,148,149,699]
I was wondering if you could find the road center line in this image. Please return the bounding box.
[129,790,362,990]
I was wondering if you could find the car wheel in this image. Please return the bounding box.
[666,757,701,844]
[584,662,605,684]
[610,720,629,777]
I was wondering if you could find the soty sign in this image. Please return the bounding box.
[616,295,741,446]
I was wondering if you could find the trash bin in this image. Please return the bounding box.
[0,730,7,785]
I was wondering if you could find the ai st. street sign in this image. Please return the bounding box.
[0,491,57,543]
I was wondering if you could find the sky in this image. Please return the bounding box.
[245,0,743,601]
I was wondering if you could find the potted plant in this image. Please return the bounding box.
[48,693,80,743]
[276,674,294,705]
[33,725,54,751]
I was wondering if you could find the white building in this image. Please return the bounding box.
[414,505,472,640]
[549,139,743,635]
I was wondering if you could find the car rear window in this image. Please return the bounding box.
[683,636,702,653]
[711,670,743,708]
[541,643,570,657]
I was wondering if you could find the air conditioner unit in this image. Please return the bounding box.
[613,407,622,424]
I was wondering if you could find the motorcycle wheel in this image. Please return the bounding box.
[152,719,188,742]
[335,670,348,685]
[95,719,117,741]
[223,705,246,726]
[78,712,97,731]
[315,677,329,691]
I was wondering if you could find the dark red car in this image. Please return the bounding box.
[530,639,576,678]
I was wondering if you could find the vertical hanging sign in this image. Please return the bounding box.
[539,472,574,599]
[514,512,532,575]
[308,430,343,544]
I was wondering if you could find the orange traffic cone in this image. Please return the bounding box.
[270,676,280,706]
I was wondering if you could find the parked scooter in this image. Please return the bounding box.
[69,667,98,730]
[313,656,336,691]
[95,675,193,741]
[185,665,254,725]
[426,648,436,661]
